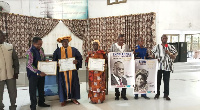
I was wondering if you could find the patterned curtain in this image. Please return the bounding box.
[27,17,59,40]
[83,16,126,55]
[0,12,59,58]
[0,12,156,57]
[62,19,88,40]
[124,12,156,54]
[83,12,156,56]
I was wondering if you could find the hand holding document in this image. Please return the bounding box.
[38,61,57,75]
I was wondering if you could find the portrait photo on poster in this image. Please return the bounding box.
[134,69,148,93]
[111,61,127,86]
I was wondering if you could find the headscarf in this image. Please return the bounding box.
[92,40,100,46]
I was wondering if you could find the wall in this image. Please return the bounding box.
[2,0,46,17]
[88,0,200,44]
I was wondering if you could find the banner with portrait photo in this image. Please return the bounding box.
[134,59,158,94]
[108,52,135,88]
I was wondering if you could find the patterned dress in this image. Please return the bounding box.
[86,50,107,104]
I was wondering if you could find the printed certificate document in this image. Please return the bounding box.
[59,58,76,72]
[38,61,57,75]
[88,58,105,71]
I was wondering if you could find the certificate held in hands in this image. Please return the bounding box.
[88,58,105,72]
[38,61,57,75]
[59,57,76,72]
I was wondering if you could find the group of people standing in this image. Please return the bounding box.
[0,29,177,110]
[86,33,177,103]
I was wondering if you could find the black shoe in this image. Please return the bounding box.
[115,97,119,100]
[134,96,138,100]
[142,96,150,100]
[122,96,128,100]
[164,96,171,101]
[154,94,159,99]
[38,103,50,107]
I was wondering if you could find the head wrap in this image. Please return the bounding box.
[57,36,72,43]
[92,40,100,46]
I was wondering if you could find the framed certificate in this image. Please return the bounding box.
[38,61,57,75]
[59,58,76,72]
[88,58,105,71]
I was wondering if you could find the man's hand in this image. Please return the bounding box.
[165,50,170,55]
[45,59,49,61]
[73,60,78,64]
[13,73,19,79]
[40,72,46,77]
[165,50,176,59]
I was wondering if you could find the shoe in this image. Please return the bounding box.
[115,97,119,100]
[154,94,159,99]
[164,96,171,101]
[142,96,150,100]
[61,101,67,106]
[134,96,138,99]
[122,96,128,100]
[38,103,50,107]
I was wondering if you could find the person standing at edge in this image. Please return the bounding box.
[0,30,19,110]
[151,35,178,101]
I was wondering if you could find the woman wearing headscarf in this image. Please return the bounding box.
[85,40,107,104]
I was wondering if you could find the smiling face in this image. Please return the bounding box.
[135,74,145,87]
[62,39,69,48]
[114,62,124,78]
[33,40,43,50]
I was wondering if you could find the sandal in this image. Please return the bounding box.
[72,100,80,105]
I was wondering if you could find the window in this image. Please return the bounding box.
[166,34,179,43]
[107,0,127,5]
[185,34,200,51]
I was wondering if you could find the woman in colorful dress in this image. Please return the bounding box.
[85,40,107,104]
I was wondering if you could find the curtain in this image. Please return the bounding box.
[62,19,88,40]
[83,12,156,56]
[0,12,156,58]
[0,12,59,58]
[125,13,156,54]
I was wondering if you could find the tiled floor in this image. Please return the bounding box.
[2,59,200,110]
